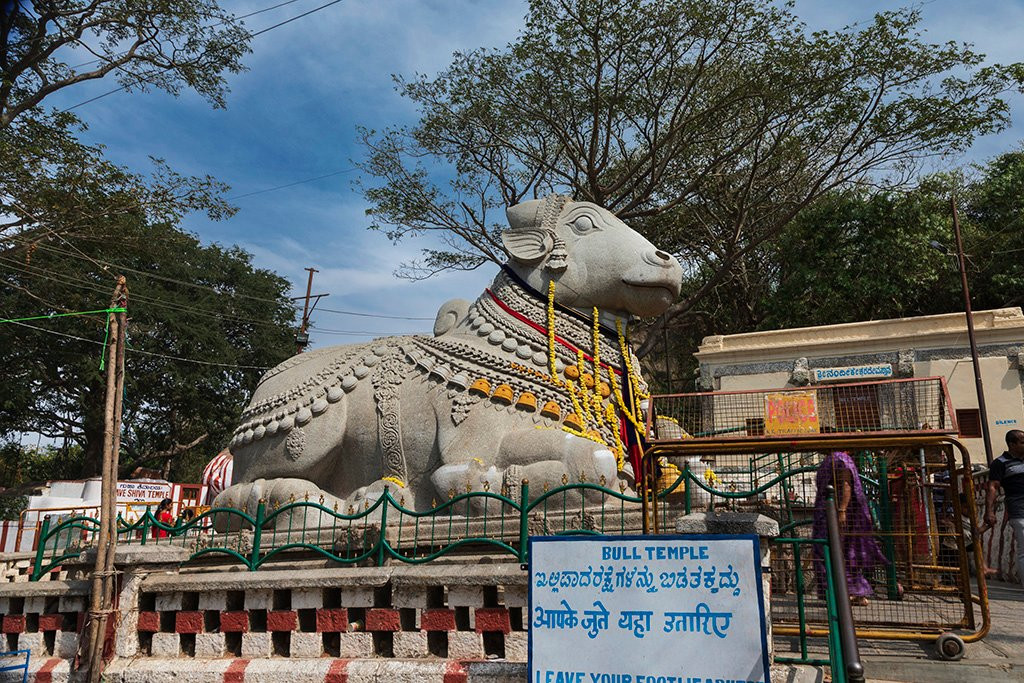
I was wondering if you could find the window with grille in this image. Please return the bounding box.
[832,385,881,432]
[956,409,982,438]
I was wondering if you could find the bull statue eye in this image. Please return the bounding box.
[570,214,597,234]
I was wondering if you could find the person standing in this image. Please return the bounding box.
[985,429,1024,588]
[152,498,174,539]
[812,450,889,606]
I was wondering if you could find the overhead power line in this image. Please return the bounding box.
[228,167,357,200]
[7,238,438,321]
[316,307,434,321]
[63,0,347,111]
[6,319,272,370]
[68,0,309,70]
[309,325,421,336]
[0,255,289,329]
[11,239,285,304]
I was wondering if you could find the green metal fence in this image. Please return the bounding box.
[29,464,858,673]
[31,461,832,581]
[33,463,820,580]
[32,478,650,579]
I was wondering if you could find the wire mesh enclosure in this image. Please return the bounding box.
[647,377,957,443]
[644,441,989,654]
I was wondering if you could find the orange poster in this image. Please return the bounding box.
[764,392,820,436]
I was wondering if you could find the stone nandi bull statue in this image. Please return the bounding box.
[216,195,682,518]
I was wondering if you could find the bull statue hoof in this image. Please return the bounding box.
[214,195,682,522]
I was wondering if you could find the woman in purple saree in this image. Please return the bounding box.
[812,451,888,605]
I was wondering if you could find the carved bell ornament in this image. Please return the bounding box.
[515,392,538,411]
[491,384,514,404]
[564,365,581,380]
[469,378,491,397]
[540,401,561,420]
[563,412,584,431]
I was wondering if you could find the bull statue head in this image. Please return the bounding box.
[501,195,682,318]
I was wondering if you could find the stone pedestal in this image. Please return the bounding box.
[675,511,780,656]
[71,545,190,658]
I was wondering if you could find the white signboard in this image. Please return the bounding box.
[529,535,770,683]
[116,480,171,502]
[812,364,892,383]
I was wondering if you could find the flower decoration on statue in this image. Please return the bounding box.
[534,279,649,473]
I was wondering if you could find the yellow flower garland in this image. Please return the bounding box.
[526,287,651,473]
[574,350,595,426]
[592,392,605,426]
[616,319,646,422]
[610,412,626,470]
[566,380,587,427]
[546,280,561,385]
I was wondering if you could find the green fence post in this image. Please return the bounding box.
[140,512,149,545]
[793,540,809,662]
[777,453,794,527]
[249,501,265,571]
[376,488,389,567]
[875,454,899,600]
[30,517,51,581]
[518,480,530,564]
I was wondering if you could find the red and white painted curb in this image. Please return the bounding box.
[11,657,507,682]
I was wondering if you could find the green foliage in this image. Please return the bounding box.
[1,110,236,247]
[1,0,250,263]
[0,441,87,489]
[357,0,1023,357]
[651,150,1024,389]
[0,219,296,482]
[0,0,250,128]
[0,0,284,483]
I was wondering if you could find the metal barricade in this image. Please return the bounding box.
[644,380,989,661]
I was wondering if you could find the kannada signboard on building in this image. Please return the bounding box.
[811,364,893,383]
[763,391,819,436]
[529,535,771,683]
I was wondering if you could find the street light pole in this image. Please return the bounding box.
[949,196,995,464]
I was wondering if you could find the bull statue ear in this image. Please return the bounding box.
[501,228,553,264]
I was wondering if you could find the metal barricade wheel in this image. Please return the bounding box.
[936,632,965,661]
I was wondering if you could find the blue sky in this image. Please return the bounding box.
[46,0,1024,347]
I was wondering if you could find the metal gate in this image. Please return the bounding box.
[643,378,990,660]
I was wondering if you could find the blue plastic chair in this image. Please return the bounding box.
[0,648,30,683]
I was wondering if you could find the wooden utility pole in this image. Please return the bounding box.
[294,267,327,354]
[83,277,127,683]
[950,197,994,464]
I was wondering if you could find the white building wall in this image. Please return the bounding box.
[915,356,1024,462]
[719,372,790,392]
